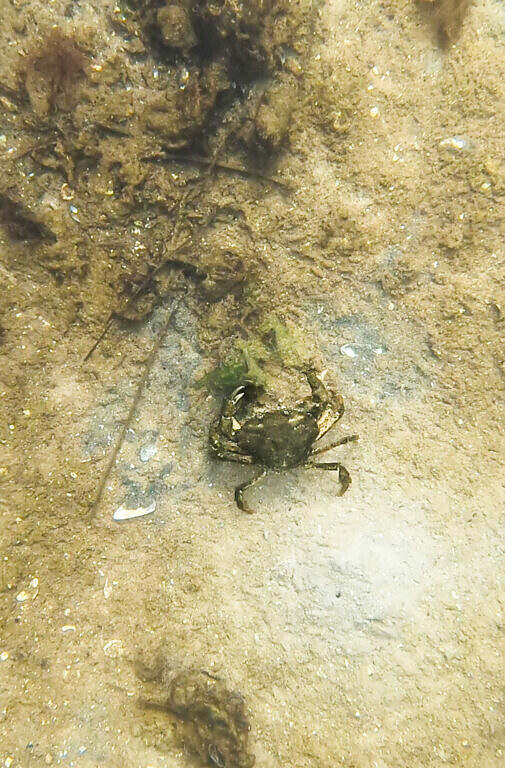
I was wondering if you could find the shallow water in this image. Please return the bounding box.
[1,1,504,766]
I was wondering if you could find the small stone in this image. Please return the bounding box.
[157,4,197,50]
[0,651,9,661]
[255,75,297,148]
[16,590,29,602]
[44,755,53,765]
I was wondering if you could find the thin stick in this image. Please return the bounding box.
[88,296,181,519]
[143,151,292,192]
[83,314,116,362]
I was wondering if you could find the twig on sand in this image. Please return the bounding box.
[88,296,181,520]
[143,150,293,192]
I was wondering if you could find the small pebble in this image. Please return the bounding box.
[16,591,29,602]
[0,651,9,661]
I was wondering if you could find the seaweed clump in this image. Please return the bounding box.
[139,665,255,768]
[130,0,297,150]
[19,30,88,117]
[134,0,280,73]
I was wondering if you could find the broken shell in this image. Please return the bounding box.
[340,344,358,358]
[103,639,123,658]
[113,499,156,521]
[439,136,471,152]
[139,443,157,462]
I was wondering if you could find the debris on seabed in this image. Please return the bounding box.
[340,344,358,358]
[103,639,123,658]
[139,443,157,462]
[113,499,156,521]
[439,136,471,152]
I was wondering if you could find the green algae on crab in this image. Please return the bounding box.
[202,341,268,395]
[259,314,312,369]
[202,316,315,395]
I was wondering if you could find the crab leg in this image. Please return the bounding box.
[235,469,267,514]
[304,461,351,495]
[315,394,345,440]
[305,369,345,440]
[310,434,358,457]
[211,445,254,464]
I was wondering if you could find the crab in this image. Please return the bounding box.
[209,369,358,513]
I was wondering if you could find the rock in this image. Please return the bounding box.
[157,4,197,50]
[255,74,298,148]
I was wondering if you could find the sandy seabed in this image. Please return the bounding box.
[1,0,504,766]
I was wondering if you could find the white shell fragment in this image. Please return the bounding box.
[439,136,469,152]
[103,639,123,658]
[139,443,157,462]
[340,344,358,358]
[113,499,156,521]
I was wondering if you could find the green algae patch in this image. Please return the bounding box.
[202,316,314,394]
[259,314,311,369]
[201,339,268,394]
